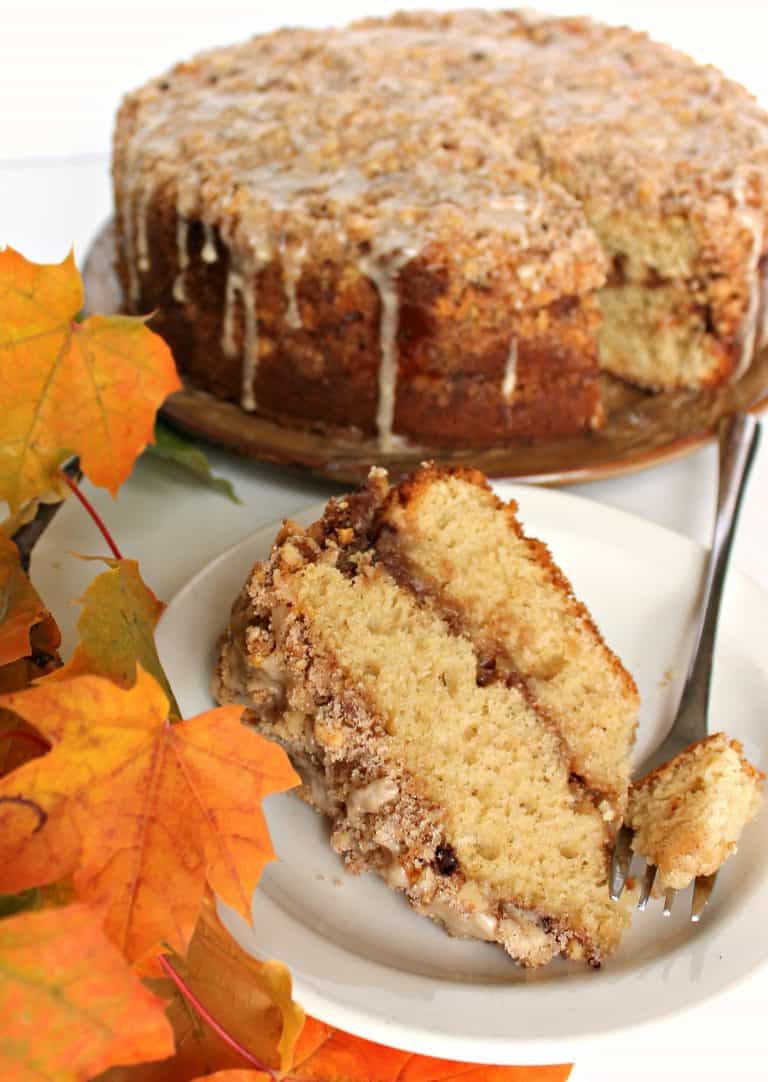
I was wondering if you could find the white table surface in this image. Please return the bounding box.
[3,3,768,1075]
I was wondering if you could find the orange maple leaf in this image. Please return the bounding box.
[0,534,59,667]
[0,248,181,511]
[283,1018,573,1081]
[96,904,570,1082]
[186,1026,572,1082]
[0,902,174,1081]
[189,1065,571,1082]
[0,668,300,963]
[187,1059,572,1082]
[93,900,303,1082]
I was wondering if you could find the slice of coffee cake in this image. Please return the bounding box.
[214,466,638,965]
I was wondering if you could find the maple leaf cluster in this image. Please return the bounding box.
[0,250,572,1081]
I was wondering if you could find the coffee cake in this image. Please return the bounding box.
[113,10,768,448]
[213,466,639,965]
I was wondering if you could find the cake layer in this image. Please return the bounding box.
[113,9,768,449]
[598,251,768,389]
[627,733,764,890]
[214,466,637,965]
[375,467,638,818]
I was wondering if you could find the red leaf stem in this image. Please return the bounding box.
[157,954,278,1079]
[58,470,123,560]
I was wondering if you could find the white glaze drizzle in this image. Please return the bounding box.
[360,241,417,452]
[222,264,261,412]
[370,260,402,452]
[222,267,243,359]
[281,239,307,329]
[136,189,151,274]
[502,338,518,400]
[240,270,259,411]
[201,222,218,264]
[173,216,189,303]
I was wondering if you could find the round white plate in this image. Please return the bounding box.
[155,482,768,1064]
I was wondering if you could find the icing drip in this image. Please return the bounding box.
[281,240,307,329]
[222,267,243,359]
[173,216,189,303]
[502,338,518,401]
[240,233,276,412]
[240,272,259,411]
[136,189,151,273]
[223,239,272,412]
[369,259,403,452]
[201,222,218,264]
[360,243,417,452]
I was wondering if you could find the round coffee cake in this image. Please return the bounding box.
[113,9,768,450]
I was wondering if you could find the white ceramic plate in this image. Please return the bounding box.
[155,482,768,1064]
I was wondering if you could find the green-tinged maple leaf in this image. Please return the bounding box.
[147,423,240,504]
[0,248,181,511]
[44,556,179,713]
[0,903,174,1081]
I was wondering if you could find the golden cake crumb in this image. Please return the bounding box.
[627,733,764,890]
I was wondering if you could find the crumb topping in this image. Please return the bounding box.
[117,10,768,268]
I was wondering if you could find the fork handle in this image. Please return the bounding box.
[673,412,762,745]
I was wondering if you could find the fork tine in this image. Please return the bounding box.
[662,887,676,916]
[637,863,657,910]
[691,872,718,922]
[610,824,634,901]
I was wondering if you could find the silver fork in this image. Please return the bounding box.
[610,411,762,921]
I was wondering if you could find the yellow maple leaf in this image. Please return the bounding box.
[0,248,181,511]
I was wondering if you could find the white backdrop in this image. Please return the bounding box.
[2,0,768,161]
